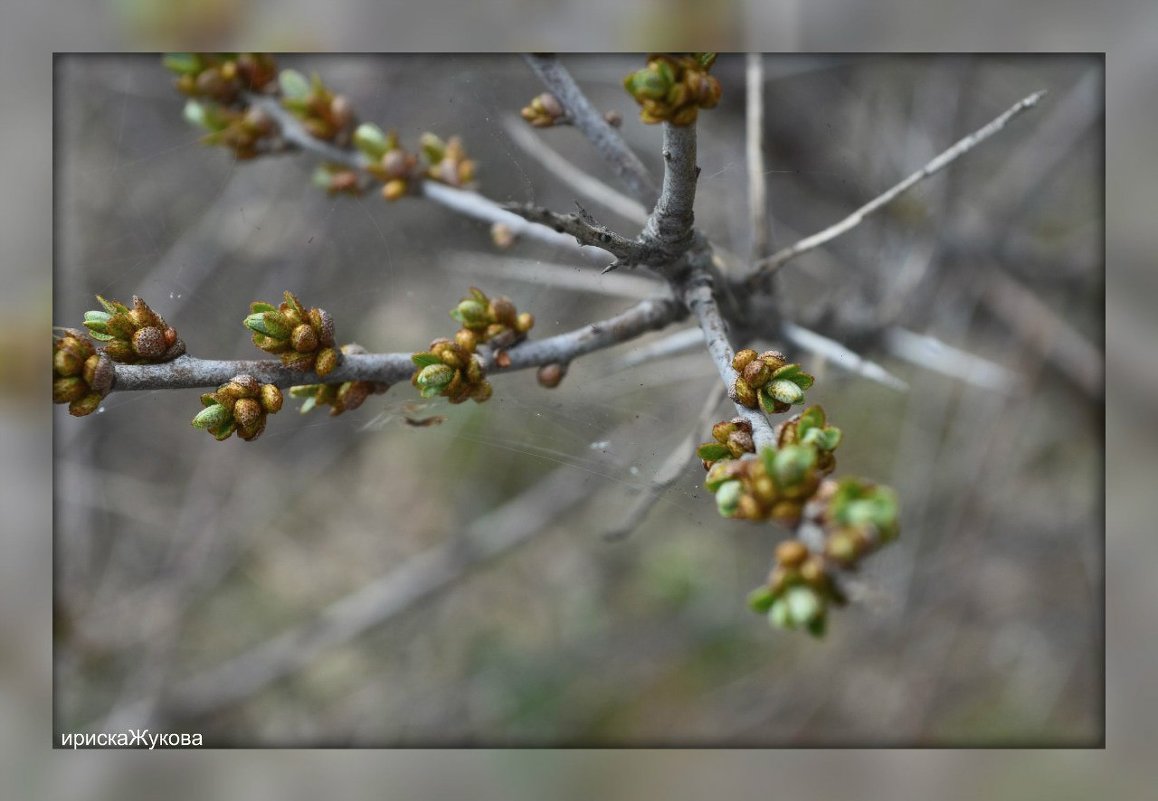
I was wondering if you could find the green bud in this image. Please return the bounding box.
[353,122,390,159]
[770,444,817,489]
[771,363,815,390]
[715,480,743,517]
[244,310,292,340]
[451,299,488,327]
[767,379,804,405]
[768,598,792,630]
[416,363,455,396]
[747,584,776,614]
[163,53,204,75]
[278,69,310,101]
[784,585,823,627]
[192,403,233,430]
[697,442,730,462]
[183,99,209,129]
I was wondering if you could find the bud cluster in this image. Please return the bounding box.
[448,287,534,352]
[623,53,722,126]
[520,92,566,127]
[705,438,836,528]
[244,291,341,376]
[806,477,900,569]
[83,295,185,364]
[290,344,389,416]
[411,338,492,405]
[278,69,355,144]
[165,53,278,104]
[354,125,478,201]
[166,54,479,200]
[729,348,814,414]
[696,417,755,469]
[192,374,283,441]
[53,329,114,417]
[419,133,476,189]
[746,539,847,638]
[166,54,280,160]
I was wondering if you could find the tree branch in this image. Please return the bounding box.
[681,272,776,451]
[746,53,770,263]
[523,54,658,205]
[750,90,1048,279]
[109,297,684,392]
[246,93,615,265]
[642,123,700,260]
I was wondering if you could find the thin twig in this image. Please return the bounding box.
[501,202,655,270]
[110,297,684,392]
[604,383,726,541]
[523,54,658,204]
[746,53,769,263]
[443,252,658,299]
[750,90,1048,279]
[781,322,909,392]
[883,326,1022,392]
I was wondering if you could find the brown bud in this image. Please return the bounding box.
[732,348,758,372]
[454,328,479,353]
[770,499,803,527]
[731,377,758,409]
[131,326,167,360]
[382,179,408,201]
[309,308,335,347]
[260,383,283,413]
[742,359,771,388]
[711,420,736,443]
[233,397,262,428]
[726,429,754,457]
[775,539,809,569]
[70,392,103,417]
[315,347,340,377]
[799,556,828,589]
[83,353,115,395]
[759,350,788,371]
[603,110,623,127]
[735,494,762,520]
[54,377,88,404]
[291,323,319,353]
[491,223,515,250]
[537,362,567,388]
[490,297,517,328]
[230,374,261,396]
[471,380,493,403]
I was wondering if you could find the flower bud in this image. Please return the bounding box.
[260,383,283,413]
[775,539,809,569]
[732,348,757,372]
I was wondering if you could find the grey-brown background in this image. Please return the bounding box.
[2,0,1149,797]
[52,52,1101,747]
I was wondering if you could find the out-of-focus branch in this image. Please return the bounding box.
[523,54,658,205]
[604,382,726,542]
[746,53,769,263]
[750,90,1048,280]
[781,322,909,392]
[148,457,609,722]
[110,297,684,392]
[247,94,614,264]
[501,116,650,225]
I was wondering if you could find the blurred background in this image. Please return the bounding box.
[1,0,1151,798]
[52,53,1101,747]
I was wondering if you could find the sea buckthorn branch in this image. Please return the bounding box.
[501,202,658,271]
[81,295,684,393]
